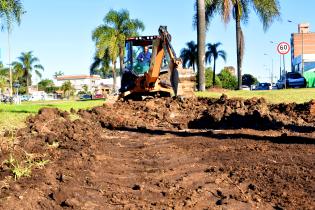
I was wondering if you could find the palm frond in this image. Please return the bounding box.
[221,0,231,24]
[252,0,280,31]
[34,69,42,78]
[180,41,198,69]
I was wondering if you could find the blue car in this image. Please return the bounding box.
[20,95,30,101]
[80,94,92,100]
[276,72,306,89]
[255,83,271,90]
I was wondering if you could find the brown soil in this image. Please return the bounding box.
[0,96,315,210]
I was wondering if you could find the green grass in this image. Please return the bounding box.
[196,88,315,104]
[0,99,105,132]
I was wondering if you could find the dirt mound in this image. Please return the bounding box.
[78,95,315,132]
[17,107,102,152]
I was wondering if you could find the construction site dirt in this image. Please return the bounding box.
[0,96,314,210]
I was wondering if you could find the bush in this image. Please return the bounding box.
[218,68,238,90]
[205,67,222,88]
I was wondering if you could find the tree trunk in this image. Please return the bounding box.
[119,45,124,76]
[26,74,29,95]
[212,60,216,87]
[197,0,206,91]
[112,62,117,92]
[235,3,242,90]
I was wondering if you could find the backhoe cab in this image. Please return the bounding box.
[119,26,181,100]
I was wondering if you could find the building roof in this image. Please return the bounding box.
[56,75,101,81]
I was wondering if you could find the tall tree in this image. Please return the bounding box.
[0,0,23,29]
[53,71,64,79]
[92,9,144,81]
[242,73,258,86]
[206,42,226,86]
[90,48,110,78]
[38,79,55,92]
[61,80,74,99]
[203,0,280,89]
[196,0,206,91]
[92,25,119,91]
[180,41,198,72]
[0,0,24,96]
[0,62,8,76]
[0,75,6,94]
[12,51,44,94]
[0,63,8,93]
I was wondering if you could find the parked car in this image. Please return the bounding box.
[255,82,271,90]
[93,93,105,99]
[241,85,251,90]
[276,72,306,89]
[0,95,13,104]
[20,95,30,101]
[80,94,92,100]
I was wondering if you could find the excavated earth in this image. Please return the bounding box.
[0,95,315,210]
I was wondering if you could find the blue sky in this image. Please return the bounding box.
[0,0,314,83]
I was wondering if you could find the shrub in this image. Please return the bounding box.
[218,68,238,90]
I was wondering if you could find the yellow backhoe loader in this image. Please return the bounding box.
[119,26,195,100]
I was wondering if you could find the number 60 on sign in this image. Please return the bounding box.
[277,42,290,55]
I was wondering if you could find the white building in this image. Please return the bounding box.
[54,74,121,93]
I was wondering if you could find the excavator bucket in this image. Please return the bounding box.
[170,68,179,96]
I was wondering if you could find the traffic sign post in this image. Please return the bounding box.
[276,42,290,89]
[277,42,290,55]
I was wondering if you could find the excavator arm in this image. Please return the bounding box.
[144,26,181,96]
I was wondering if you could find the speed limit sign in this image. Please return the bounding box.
[277,42,290,55]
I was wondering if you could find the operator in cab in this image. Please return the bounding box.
[137,46,151,65]
[120,45,152,92]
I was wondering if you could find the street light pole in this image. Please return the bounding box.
[264,53,274,84]
[270,41,282,78]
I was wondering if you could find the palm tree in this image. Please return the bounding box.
[0,76,6,94]
[12,51,44,94]
[0,0,24,96]
[0,62,8,76]
[0,63,8,94]
[61,80,74,99]
[90,48,110,78]
[92,25,119,91]
[196,0,206,91]
[180,41,198,72]
[53,71,64,79]
[206,42,226,86]
[92,9,144,87]
[0,0,23,29]
[203,0,280,89]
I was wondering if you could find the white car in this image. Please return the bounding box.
[241,85,251,90]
